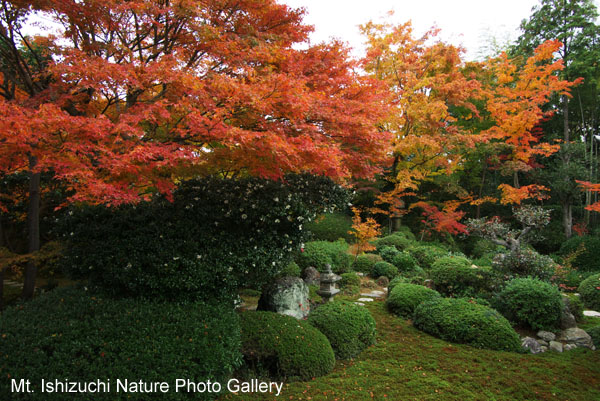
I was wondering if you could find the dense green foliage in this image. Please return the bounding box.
[296,240,353,274]
[413,297,521,352]
[352,253,382,273]
[278,261,301,278]
[377,245,400,263]
[430,256,491,297]
[495,278,562,331]
[578,273,600,310]
[390,251,420,273]
[564,293,584,322]
[407,245,448,269]
[587,325,600,348]
[386,283,440,319]
[308,300,376,359]
[392,227,417,241]
[492,248,556,281]
[305,212,354,242]
[239,311,335,381]
[559,236,600,272]
[372,261,398,279]
[373,234,413,251]
[0,287,242,401]
[58,175,348,302]
[340,272,361,288]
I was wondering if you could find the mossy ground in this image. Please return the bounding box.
[222,297,600,401]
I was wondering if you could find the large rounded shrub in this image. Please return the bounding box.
[386,283,440,319]
[308,300,376,359]
[0,287,241,401]
[340,272,361,288]
[429,256,489,297]
[391,251,420,273]
[305,212,354,242]
[492,248,556,281]
[352,254,382,273]
[587,325,600,348]
[373,234,413,251]
[240,311,335,381]
[495,278,562,331]
[407,245,448,269]
[559,235,600,272]
[578,273,600,310]
[296,240,353,274]
[59,175,348,302]
[372,261,398,280]
[413,298,521,352]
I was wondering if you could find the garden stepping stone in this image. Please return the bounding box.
[583,310,600,318]
[537,331,556,342]
[360,290,385,298]
[357,298,374,303]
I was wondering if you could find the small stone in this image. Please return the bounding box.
[357,297,374,302]
[549,341,563,353]
[521,337,542,354]
[356,272,365,277]
[540,346,548,353]
[354,302,365,306]
[564,344,577,351]
[560,307,577,330]
[360,290,385,298]
[537,331,556,342]
[583,310,600,318]
[558,327,595,350]
[538,340,548,346]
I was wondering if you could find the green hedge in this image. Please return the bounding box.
[352,254,382,273]
[559,235,600,272]
[340,272,361,288]
[308,301,376,359]
[407,245,448,269]
[413,297,521,352]
[373,235,413,251]
[430,256,491,297]
[296,240,353,274]
[372,261,398,280]
[390,251,419,273]
[492,248,556,281]
[305,212,354,242]
[58,175,348,302]
[495,278,562,331]
[578,273,600,310]
[386,283,440,319]
[240,311,335,381]
[0,287,241,401]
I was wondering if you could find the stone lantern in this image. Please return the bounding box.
[316,264,340,302]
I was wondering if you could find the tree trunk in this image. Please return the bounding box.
[561,95,573,238]
[391,217,402,232]
[562,200,573,239]
[22,157,41,300]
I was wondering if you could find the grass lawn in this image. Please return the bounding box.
[222,298,600,401]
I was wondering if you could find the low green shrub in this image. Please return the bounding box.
[495,278,562,331]
[492,248,556,281]
[559,235,600,272]
[372,261,398,280]
[386,283,440,319]
[342,285,360,296]
[430,256,488,297]
[407,245,448,269]
[0,287,241,401]
[373,235,413,251]
[586,325,600,348]
[391,251,420,273]
[297,240,353,274]
[352,254,382,274]
[471,239,499,259]
[308,301,376,359]
[392,226,416,241]
[278,261,301,278]
[378,246,400,263]
[340,272,361,288]
[578,273,600,310]
[240,311,334,381]
[413,297,521,352]
[305,212,354,242]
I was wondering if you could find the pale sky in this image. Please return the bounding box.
[279,0,577,60]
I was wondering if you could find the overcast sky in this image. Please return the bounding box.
[280,0,588,60]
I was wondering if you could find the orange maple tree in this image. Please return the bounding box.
[0,0,390,297]
[348,207,381,257]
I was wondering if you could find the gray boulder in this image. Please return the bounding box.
[558,327,595,350]
[549,341,563,353]
[537,331,556,342]
[257,277,310,319]
[560,304,577,329]
[301,266,321,286]
[564,344,577,351]
[521,337,543,354]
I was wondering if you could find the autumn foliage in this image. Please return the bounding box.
[348,207,381,256]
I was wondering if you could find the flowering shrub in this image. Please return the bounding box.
[578,273,600,310]
[58,175,349,302]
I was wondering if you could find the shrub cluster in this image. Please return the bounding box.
[386,283,440,319]
[413,297,521,352]
[429,256,491,297]
[587,325,600,348]
[495,278,562,331]
[559,235,600,272]
[240,311,335,381]
[391,251,420,273]
[407,245,448,269]
[373,234,413,251]
[372,261,398,280]
[352,254,382,273]
[58,175,348,302]
[0,287,242,401]
[339,272,361,288]
[578,273,600,310]
[393,227,417,241]
[296,240,353,274]
[308,301,376,359]
[492,248,556,281]
[305,212,354,242]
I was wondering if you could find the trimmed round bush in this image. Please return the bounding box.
[413,297,521,352]
[342,285,360,296]
[386,283,440,319]
[278,261,301,277]
[407,245,448,269]
[378,245,400,263]
[391,251,419,273]
[392,227,416,241]
[388,276,408,295]
[0,287,241,401]
[297,240,354,274]
[586,325,600,348]
[305,212,354,242]
[492,248,556,281]
[495,278,562,331]
[352,254,382,273]
[240,311,335,381]
[308,300,376,359]
[340,272,361,288]
[373,235,413,251]
[559,235,600,272]
[372,261,398,280]
[578,273,600,310]
[430,256,486,297]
